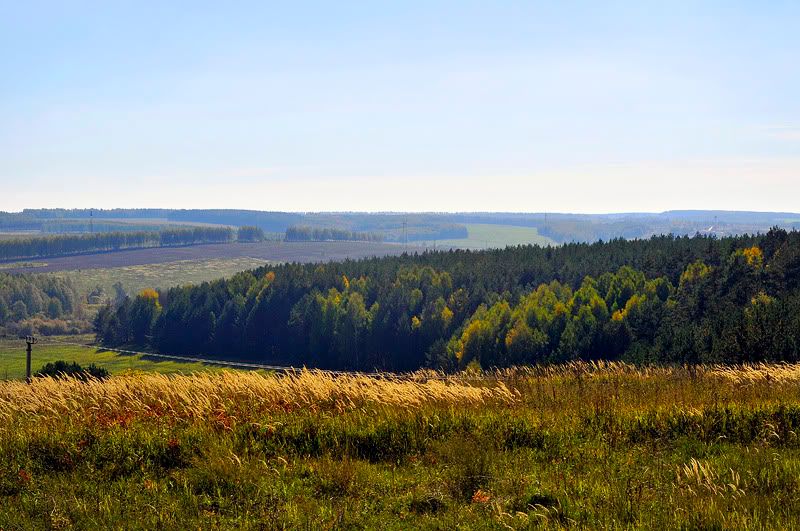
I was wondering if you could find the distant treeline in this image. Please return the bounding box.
[2,209,301,234]
[0,210,487,243]
[95,228,800,371]
[0,227,234,261]
[168,210,303,232]
[0,213,41,232]
[40,220,201,234]
[21,208,174,220]
[285,226,384,242]
[6,208,800,244]
[0,273,80,325]
[237,226,267,242]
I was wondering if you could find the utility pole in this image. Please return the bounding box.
[402,219,408,251]
[90,209,94,234]
[24,335,37,383]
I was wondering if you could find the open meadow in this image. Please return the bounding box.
[0,336,218,380]
[417,223,555,250]
[2,363,800,529]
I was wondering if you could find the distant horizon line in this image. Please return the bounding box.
[3,208,800,217]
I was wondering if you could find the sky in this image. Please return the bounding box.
[1,1,799,213]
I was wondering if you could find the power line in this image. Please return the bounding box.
[33,337,509,382]
[36,338,403,378]
[39,337,305,372]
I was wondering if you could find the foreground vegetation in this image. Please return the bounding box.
[2,364,800,528]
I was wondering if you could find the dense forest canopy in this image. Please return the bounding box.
[94,229,800,370]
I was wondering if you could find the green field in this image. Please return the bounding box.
[0,261,47,271]
[55,257,269,297]
[418,223,554,250]
[0,336,218,380]
[0,233,40,241]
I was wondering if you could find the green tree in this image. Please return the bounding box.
[11,300,28,321]
[46,298,63,319]
[0,297,8,325]
[237,226,266,242]
[129,289,162,344]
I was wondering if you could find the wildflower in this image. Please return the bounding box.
[472,489,491,503]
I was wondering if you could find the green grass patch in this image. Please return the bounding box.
[418,223,554,250]
[0,261,48,270]
[4,403,800,528]
[0,336,218,380]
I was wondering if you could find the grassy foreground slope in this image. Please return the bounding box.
[2,364,800,528]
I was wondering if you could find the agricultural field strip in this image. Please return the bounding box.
[0,242,193,263]
[2,241,414,274]
[56,257,269,297]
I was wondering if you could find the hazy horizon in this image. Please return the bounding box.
[3,207,800,218]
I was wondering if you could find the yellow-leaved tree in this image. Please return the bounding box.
[130,288,162,344]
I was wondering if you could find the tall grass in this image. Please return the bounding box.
[0,370,516,424]
[3,364,800,528]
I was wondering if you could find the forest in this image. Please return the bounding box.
[0,273,83,333]
[285,225,384,242]
[93,228,800,371]
[0,227,235,261]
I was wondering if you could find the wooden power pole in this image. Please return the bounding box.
[24,335,37,383]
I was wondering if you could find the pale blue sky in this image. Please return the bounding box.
[1,1,798,213]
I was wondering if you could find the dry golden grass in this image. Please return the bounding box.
[490,360,800,382]
[0,370,516,426]
[708,362,800,384]
[4,361,800,430]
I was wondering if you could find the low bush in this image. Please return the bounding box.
[35,360,109,380]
